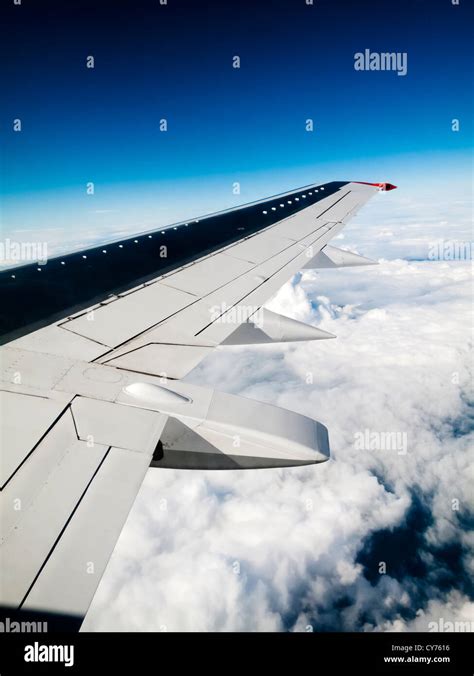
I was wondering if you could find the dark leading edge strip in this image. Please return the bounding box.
[0,181,348,344]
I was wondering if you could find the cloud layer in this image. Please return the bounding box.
[83,193,473,632]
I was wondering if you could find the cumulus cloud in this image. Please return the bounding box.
[82,195,473,633]
[381,591,474,633]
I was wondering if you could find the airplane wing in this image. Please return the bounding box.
[0,179,395,630]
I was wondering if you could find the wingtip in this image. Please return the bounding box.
[354,181,397,191]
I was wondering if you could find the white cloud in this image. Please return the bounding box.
[380,591,474,632]
[82,192,473,633]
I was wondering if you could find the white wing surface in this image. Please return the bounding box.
[0,179,395,629]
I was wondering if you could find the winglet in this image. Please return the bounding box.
[355,181,397,191]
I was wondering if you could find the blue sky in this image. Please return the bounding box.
[1,0,472,247]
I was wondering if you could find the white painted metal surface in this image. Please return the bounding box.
[104,343,214,378]
[71,397,167,452]
[21,445,156,619]
[121,380,329,467]
[161,252,254,296]
[1,436,108,607]
[61,281,195,347]
[304,244,377,269]
[0,391,68,487]
[222,308,335,344]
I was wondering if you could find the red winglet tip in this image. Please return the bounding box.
[355,181,397,191]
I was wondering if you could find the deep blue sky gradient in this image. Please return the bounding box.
[1,0,472,237]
